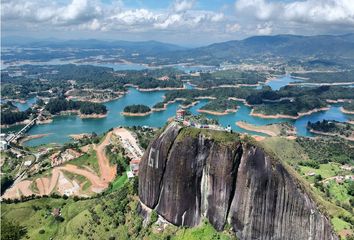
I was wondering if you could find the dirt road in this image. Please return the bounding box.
[94,132,117,183]
[2,131,117,199]
[2,180,34,199]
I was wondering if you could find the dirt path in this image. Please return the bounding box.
[58,164,108,192]
[320,175,354,184]
[35,169,60,195]
[94,132,117,183]
[2,180,33,199]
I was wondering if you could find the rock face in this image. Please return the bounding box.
[139,123,338,240]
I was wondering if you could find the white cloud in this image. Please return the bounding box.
[235,0,354,25]
[2,0,102,25]
[2,0,353,44]
[154,14,182,29]
[211,13,224,22]
[173,0,195,13]
[87,19,101,30]
[226,23,241,33]
[284,0,354,24]
[2,0,225,33]
[109,9,158,25]
[236,0,275,20]
[256,23,272,35]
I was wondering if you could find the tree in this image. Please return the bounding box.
[149,210,158,226]
[348,181,354,196]
[1,219,27,240]
[1,175,14,195]
[36,98,45,106]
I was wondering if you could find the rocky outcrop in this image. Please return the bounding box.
[139,123,338,240]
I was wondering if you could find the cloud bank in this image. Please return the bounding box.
[2,0,354,44]
[235,0,354,26]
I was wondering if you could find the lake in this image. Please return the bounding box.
[5,75,352,146]
[257,75,301,90]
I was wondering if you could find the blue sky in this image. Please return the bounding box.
[2,0,354,46]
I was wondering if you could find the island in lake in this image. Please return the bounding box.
[307,120,354,141]
[122,104,152,116]
[198,99,239,115]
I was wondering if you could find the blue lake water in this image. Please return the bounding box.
[257,75,301,90]
[4,76,352,146]
[13,97,37,111]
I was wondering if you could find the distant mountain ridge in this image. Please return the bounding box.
[1,37,187,55]
[165,33,354,63]
[2,33,354,64]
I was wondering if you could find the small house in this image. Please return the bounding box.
[52,208,61,217]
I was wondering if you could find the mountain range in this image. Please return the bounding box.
[2,33,354,64]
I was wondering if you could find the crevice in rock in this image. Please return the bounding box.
[197,134,213,223]
[224,143,243,228]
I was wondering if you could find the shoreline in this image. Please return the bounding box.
[69,133,91,140]
[326,99,352,103]
[340,107,354,115]
[195,96,217,100]
[66,95,123,103]
[289,81,354,86]
[138,86,185,92]
[228,97,252,107]
[37,119,53,125]
[1,98,28,104]
[152,98,192,112]
[19,134,49,145]
[79,113,108,119]
[55,110,108,119]
[152,107,167,112]
[209,83,261,89]
[309,129,354,141]
[180,101,199,109]
[250,107,330,119]
[198,108,238,116]
[236,121,276,136]
[0,119,31,129]
[236,121,297,138]
[121,111,152,117]
[124,84,185,92]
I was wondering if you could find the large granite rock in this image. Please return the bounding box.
[138,123,338,240]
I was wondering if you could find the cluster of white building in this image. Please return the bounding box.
[0,133,10,150]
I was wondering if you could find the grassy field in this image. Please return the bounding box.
[327,180,352,203]
[1,182,130,240]
[1,197,83,239]
[261,137,309,165]
[109,173,128,192]
[69,150,100,175]
[299,163,343,179]
[172,221,235,240]
[332,217,352,232]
